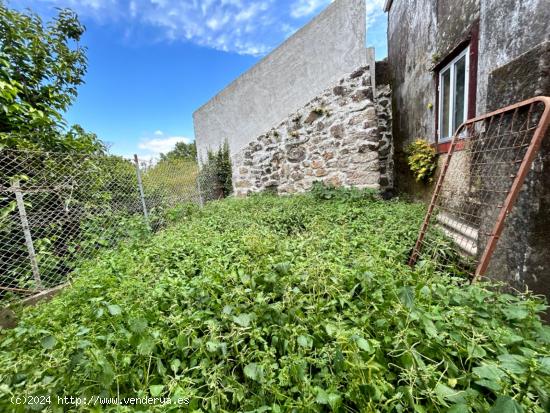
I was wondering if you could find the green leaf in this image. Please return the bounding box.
[422,317,438,338]
[502,307,529,321]
[107,304,122,316]
[137,336,155,355]
[398,286,415,309]
[233,313,252,327]
[149,385,164,397]
[473,364,504,381]
[128,318,148,333]
[489,396,523,413]
[355,337,374,354]
[434,383,465,404]
[170,359,181,374]
[538,357,550,375]
[41,335,56,350]
[243,363,263,382]
[497,354,527,375]
[467,342,487,359]
[297,335,312,349]
[448,404,469,413]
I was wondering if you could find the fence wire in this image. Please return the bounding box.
[409,97,550,280]
[0,149,218,302]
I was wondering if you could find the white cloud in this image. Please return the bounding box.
[365,0,386,24]
[23,0,386,56]
[138,135,192,154]
[290,0,332,18]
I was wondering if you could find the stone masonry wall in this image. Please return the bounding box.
[376,84,393,189]
[232,66,392,197]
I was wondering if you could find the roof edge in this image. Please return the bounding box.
[383,0,393,12]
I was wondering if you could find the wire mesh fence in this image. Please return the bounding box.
[0,148,219,302]
[409,97,550,280]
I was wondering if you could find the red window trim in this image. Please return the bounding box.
[433,21,479,154]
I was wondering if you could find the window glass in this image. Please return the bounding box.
[438,47,470,142]
[453,55,467,132]
[441,69,451,139]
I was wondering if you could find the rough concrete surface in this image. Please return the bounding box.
[193,0,368,162]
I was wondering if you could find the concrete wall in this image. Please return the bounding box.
[477,0,550,113]
[386,0,550,316]
[386,0,549,198]
[484,42,550,319]
[387,0,479,199]
[193,0,368,162]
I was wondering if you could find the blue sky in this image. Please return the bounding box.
[14,0,388,159]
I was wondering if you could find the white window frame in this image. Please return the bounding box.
[438,46,470,142]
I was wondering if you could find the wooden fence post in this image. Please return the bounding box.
[12,179,42,289]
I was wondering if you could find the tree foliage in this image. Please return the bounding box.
[200,140,232,200]
[160,141,197,162]
[0,2,103,153]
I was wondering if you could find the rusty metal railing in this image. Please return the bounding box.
[409,96,550,280]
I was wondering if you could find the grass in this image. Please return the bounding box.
[0,191,549,412]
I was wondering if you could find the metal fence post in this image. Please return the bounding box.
[12,179,42,289]
[196,173,205,208]
[133,154,150,229]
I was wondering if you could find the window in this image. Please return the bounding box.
[438,47,470,142]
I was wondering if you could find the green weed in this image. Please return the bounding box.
[0,194,548,412]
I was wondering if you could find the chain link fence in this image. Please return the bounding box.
[0,148,220,302]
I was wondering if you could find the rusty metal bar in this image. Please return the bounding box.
[474,98,550,280]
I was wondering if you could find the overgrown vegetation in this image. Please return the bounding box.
[407,139,438,183]
[199,140,233,201]
[1,192,548,412]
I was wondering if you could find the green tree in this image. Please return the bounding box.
[199,140,232,200]
[160,141,197,162]
[0,2,103,153]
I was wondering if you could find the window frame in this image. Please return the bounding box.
[437,46,470,143]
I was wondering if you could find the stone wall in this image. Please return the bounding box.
[233,66,392,196]
[376,84,393,189]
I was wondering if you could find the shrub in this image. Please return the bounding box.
[199,140,232,201]
[407,138,437,183]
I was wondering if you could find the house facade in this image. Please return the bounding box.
[385,0,550,308]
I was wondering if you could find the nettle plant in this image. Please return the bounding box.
[407,138,438,183]
[1,194,549,412]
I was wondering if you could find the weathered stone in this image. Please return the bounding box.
[333,85,347,96]
[305,110,321,124]
[350,67,367,79]
[231,64,392,196]
[235,180,250,188]
[327,174,343,187]
[365,106,377,122]
[311,160,324,169]
[330,124,345,138]
[287,147,306,163]
[351,88,374,102]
